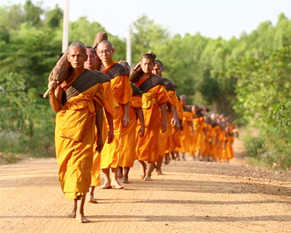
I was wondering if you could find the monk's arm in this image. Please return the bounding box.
[95,102,104,152]
[122,102,130,127]
[159,102,167,133]
[105,110,114,143]
[171,105,180,129]
[136,107,145,137]
[49,83,63,112]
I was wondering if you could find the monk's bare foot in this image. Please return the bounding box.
[156,170,163,175]
[68,212,76,218]
[182,157,187,161]
[87,196,98,204]
[111,180,124,189]
[123,177,129,184]
[139,162,146,179]
[98,183,112,189]
[78,214,90,223]
[164,158,170,165]
[144,176,152,181]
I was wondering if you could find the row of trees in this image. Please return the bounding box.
[0,1,290,168]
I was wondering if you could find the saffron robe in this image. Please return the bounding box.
[55,71,105,200]
[135,75,168,163]
[100,61,132,169]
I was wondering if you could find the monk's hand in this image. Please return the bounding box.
[107,128,114,144]
[171,117,177,128]
[179,120,183,131]
[122,115,130,127]
[161,120,167,133]
[48,80,59,90]
[138,125,145,137]
[96,138,104,152]
[190,129,194,135]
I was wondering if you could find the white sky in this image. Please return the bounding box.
[2,0,291,39]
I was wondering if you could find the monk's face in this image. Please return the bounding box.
[152,62,163,76]
[85,48,97,70]
[140,58,154,74]
[97,42,113,63]
[68,46,87,69]
[180,96,186,106]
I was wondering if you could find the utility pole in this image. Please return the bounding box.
[62,0,69,52]
[126,24,132,66]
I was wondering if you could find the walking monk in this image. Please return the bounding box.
[118,60,145,183]
[97,40,132,189]
[84,46,115,203]
[176,95,194,160]
[132,53,168,181]
[48,41,105,223]
[152,60,180,174]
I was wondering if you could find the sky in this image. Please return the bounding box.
[1,0,291,39]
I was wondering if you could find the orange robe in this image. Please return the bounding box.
[165,90,181,153]
[226,122,235,160]
[55,82,105,200]
[119,95,142,167]
[91,80,115,187]
[177,108,193,154]
[135,77,168,163]
[159,89,176,157]
[203,123,212,157]
[192,115,206,154]
[100,61,132,169]
[210,123,221,159]
[217,126,226,161]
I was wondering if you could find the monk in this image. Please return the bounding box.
[171,93,183,161]
[209,113,221,162]
[117,60,145,183]
[133,53,168,181]
[192,105,207,161]
[48,41,105,223]
[97,40,132,189]
[84,46,115,203]
[176,95,194,160]
[152,60,180,174]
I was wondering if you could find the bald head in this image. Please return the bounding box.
[180,94,187,106]
[67,41,87,70]
[97,40,114,63]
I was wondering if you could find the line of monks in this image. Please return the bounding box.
[48,36,236,223]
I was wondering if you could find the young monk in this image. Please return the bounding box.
[84,46,115,203]
[133,53,168,181]
[118,60,145,183]
[97,40,132,189]
[152,60,180,174]
[48,41,105,223]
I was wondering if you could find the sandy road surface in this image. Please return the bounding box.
[0,138,290,233]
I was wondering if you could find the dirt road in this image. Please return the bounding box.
[0,138,290,233]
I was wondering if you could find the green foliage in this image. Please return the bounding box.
[0,73,55,157]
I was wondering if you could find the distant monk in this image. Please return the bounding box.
[176,95,194,160]
[84,46,115,203]
[97,40,132,189]
[133,53,168,181]
[118,60,145,183]
[48,41,105,223]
